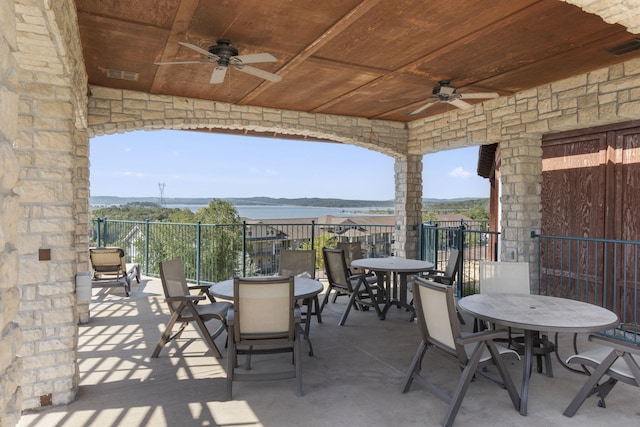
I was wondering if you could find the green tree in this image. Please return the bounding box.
[135,199,244,282]
[301,232,338,269]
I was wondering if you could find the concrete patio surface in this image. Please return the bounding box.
[18,276,640,427]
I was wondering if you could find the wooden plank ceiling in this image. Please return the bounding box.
[75,0,640,122]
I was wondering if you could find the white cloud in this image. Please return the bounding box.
[449,166,471,178]
[115,171,144,177]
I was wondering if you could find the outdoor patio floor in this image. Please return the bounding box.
[18,276,640,427]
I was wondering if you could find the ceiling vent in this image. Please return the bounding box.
[106,69,139,81]
[604,39,640,56]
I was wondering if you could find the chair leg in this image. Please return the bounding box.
[190,309,224,359]
[401,340,427,393]
[295,325,303,397]
[563,350,619,417]
[313,295,322,323]
[151,311,181,358]
[320,285,333,313]
[339,291,360,326]
[226,333,235,401]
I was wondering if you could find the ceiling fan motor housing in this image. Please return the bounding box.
[433,80,456,99]
[208,39,238,66]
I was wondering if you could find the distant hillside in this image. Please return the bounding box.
[90,196,485,208]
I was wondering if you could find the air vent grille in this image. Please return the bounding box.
[106,69,139,81]
[604,39,640,56]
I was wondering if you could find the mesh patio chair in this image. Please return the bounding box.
[423,249,461,286]
[151,257,231,359]
[226,276,302,399]
[479,261,554,377]
[89,247,140,296]
[401,277,521,427]
[411,249,461,322]
[563,324,640,417]
[279,249,321,355]
[321,248,384,326]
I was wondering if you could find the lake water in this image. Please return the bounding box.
[170,204,392,219]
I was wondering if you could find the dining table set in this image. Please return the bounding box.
[207,255,624,420]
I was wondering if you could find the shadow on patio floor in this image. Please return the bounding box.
[18,277,640,426]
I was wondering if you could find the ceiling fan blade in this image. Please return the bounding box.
[234,53,277,64]
[449,99,473,109]
[236,65,282,82]
[210,66,228,84]
[178,42,217,59]
[154,60,209,65]
[459,92,499,99]
[409,99,438,116]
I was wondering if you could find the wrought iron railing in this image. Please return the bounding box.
[91,218,396,283]
[532,232,640,330]
[419,220,499,297]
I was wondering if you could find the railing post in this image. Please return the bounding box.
[311,220,316,251]
[95,218,102,247]
[456,224,465,298]
[144,219,150,275]
[101,217,108,247]
[196,221,201,285]
[242,221,247,277]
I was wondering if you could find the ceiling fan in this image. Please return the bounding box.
[409,80,498,116]
[155,39,282,84]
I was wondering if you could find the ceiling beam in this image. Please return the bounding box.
[239,0,384,104]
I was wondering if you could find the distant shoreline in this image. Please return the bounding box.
[90,195,486,209]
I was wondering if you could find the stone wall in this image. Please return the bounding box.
[86,86,408,158]
[408,57,640,262]
[13,0,88,411]
[0,0,22,425]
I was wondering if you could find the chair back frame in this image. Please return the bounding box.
[232,276,296,344]
[479,261,530,294]
[323,248,354,292]
[413,277,467,363]
[279,249,316,279]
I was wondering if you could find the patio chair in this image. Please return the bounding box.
[279,249,322,355]
[423,249,461,286]
[151,257,231,359]
[321,248,384,326]
[563,324,640,417]
[479,261,554,377]
[333,242,378,304]
[411,249,461,322]
[89,247,140,296]
[401,277,521,427]
[226,276,302,399]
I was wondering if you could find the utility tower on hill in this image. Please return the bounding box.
[158,182,165,206]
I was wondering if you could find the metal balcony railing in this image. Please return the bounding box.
[91,218,396,283]
[532,232,640,330]
[91,217,639,334]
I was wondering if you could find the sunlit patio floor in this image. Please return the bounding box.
[18,276,640,427]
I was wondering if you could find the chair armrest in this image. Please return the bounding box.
[165,295,205,302]
[188,285,210,292]
[226,307,235,325]
[425,269,446,276]
[457,329,509,345]
[589,333,640,353]
[620,323,640,333]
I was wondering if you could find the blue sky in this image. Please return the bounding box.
[90,130,489,200]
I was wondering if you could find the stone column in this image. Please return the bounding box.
[394,154,423,258]
[0,0,23,425]
[498,137,542,283]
